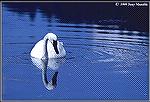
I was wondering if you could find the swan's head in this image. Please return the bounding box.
[44,33,59,54]
[44,33,57,41]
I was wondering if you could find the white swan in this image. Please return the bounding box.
[30,33,66,59]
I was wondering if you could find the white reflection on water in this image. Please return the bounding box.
[31,57,66,90]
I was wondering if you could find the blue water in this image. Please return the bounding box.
[2,3,149,100]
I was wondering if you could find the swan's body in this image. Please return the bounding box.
[30,33,66,59]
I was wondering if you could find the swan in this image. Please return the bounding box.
[31,57,66,90]
[30,33,66,59]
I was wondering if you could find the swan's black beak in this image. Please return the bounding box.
[53,40,59,54]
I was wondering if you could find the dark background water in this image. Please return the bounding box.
[3,2,149,32]
[2,2,149,100]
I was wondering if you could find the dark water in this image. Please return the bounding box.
[2,3,149,100]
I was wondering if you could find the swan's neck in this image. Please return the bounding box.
[43,39,49,59]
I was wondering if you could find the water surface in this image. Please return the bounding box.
[2,3,149,100]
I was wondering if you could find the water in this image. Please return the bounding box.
[2,3,149,100]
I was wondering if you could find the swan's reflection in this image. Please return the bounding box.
[31,57,65,90]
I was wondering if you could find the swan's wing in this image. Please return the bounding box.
[30,40,46,59]
[58,41,66,57]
